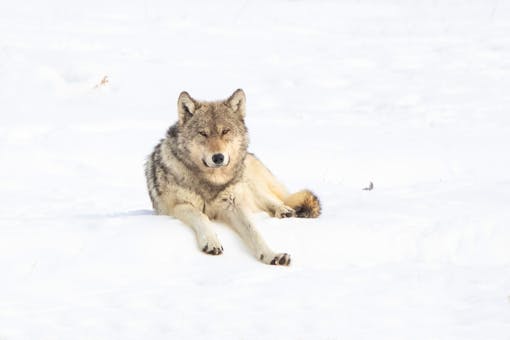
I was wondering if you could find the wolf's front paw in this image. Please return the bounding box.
[199,234,224,256]
[260,252,291,266]
[274,205,295,218]
[202,243,223,255]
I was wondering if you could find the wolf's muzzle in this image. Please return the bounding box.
[203,153,229,168]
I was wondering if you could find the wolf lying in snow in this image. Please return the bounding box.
[145,89,320,265]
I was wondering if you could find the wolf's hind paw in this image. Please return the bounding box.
[274,205,295,219]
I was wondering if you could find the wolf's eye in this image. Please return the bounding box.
[199,131,208,137]
[221,129,230,136]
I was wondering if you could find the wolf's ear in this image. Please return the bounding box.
[178,91,196,125]
[226,89,246,117]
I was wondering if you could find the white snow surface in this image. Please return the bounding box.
[1,0,510,339]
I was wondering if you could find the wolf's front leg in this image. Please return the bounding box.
[216,197,291,266]
[173,203,223,255]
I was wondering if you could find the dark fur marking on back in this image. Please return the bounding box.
[159,160,170,176]
[151,147,162,196]
[167,125,178,138]
[154,144,171,177]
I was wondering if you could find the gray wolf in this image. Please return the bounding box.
[145,89,320,265]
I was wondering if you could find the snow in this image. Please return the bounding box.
[1,0,510,339]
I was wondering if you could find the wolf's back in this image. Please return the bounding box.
[144,140,164,210]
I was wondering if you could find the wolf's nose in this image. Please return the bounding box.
[212,153,224,165]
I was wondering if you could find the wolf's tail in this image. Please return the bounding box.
[283,190,321,218]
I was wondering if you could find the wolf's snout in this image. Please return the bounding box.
[203,153,229,168]
[212,153,225,165]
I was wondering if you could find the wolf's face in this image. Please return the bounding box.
[175,89,249,185]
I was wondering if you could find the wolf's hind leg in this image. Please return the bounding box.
[173,204,223,255]
[244,154,293,218]
[254,188,321,219]
[247,175,296,218]
[245,154,321,219]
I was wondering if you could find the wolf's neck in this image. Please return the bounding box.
[193,153,246,201]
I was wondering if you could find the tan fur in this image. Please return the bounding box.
[145,89,321,265]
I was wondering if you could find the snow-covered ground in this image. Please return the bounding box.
[1,0,510,338]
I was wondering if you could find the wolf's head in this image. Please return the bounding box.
[173,89,249,185]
